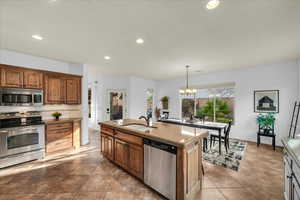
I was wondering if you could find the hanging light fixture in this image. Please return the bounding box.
[179,65,197,95]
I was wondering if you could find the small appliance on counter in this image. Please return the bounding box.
[0,111,45,168]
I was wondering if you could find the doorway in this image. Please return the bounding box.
[106,89,127,120]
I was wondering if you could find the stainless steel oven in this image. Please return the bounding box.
[0,125,45,158]
[0,88,43,106]
[0,112,45,168]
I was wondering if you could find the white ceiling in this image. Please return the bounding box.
[1,0,300,80]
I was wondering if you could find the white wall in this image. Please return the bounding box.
[0,49,89,145]
[87,67,156,129]
[0,49,82,75]
[156,61,299,146]
[129,77,156,119]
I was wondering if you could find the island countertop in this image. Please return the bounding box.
[99,119,208,147]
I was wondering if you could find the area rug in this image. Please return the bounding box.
[203,140,247,171]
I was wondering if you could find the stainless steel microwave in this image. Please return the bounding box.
[0,88,43,106]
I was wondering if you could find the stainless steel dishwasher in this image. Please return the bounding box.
[144,138,177,200]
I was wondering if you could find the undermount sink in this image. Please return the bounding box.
[122,124,156,132]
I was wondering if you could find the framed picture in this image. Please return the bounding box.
[254,90,279,113]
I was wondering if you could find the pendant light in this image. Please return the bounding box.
[179,65,197,95]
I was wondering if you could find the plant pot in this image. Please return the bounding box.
[55,116,60,121]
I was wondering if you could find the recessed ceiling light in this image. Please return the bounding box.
[136,38,144,44]
[206,0,220,10]
[32,35,43,40]
[104,56,111,60]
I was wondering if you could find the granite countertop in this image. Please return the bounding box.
[43,118,82,125]
[99,119,208,148]
[282,137,300,168]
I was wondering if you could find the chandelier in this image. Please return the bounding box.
[179,65,197,95]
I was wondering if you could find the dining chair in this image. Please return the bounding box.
[209,121,232,153]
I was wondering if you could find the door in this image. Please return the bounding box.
[23,70,43,89]
[1,68,23,88]
[114,139,128,169]
[44,74,65,104]
[128,143,143,179]
[106,90,127,121]
[66,78,81,104]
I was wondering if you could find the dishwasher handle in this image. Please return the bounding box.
[144,138,177,154]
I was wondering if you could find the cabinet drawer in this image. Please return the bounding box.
[47,122,73,131]
[101,126,114,136]
[47,128,72,143]
[115,131,143,146]
[46,138,73,153]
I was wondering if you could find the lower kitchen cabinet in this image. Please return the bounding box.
[114,138,128,169]
[100,129,144,180]
[128,143,143,179]
[45,119,81,155]
[101,133,114,161]
[283,151,300,200]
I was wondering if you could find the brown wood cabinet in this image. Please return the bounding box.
[23,70,43,89]
[128,143,143,179]
[45,120,81,155]
[44,73,81,105]
[44,74,66,104]
[1,67,23,88]
[0,64,82,105]
[100,127,144,180]
[66,78,81,104]
[101,133,114,161]
[114,138,129,169]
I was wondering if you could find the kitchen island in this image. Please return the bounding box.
[99,119,208,200]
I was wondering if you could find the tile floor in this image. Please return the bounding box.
[0,129,283,200]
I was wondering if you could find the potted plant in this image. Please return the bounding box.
[256,113,275,134]
[161,96,169,110]
[52,112,62,121]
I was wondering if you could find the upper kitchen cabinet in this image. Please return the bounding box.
[23,70,43,89]
[44,73,82,105]
[0,67,23,88]
[44,74,66,104]
[66,78,81,104]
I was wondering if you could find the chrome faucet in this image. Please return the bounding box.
[139,115,150,127]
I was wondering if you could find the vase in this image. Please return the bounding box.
[55,116,60,121]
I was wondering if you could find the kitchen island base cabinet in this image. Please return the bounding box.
[101,133,114,161]
[99,121,207,200]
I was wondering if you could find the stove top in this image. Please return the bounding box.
[0,111,44,129]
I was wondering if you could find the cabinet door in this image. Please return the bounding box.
[115,139,129,169]
[46,127,73,154]
[73,121,81,149]
[1,68,23,88]
[101,134,106,155]
[128,143,143,179]
[106,135,114,160]
[66,78,81,104]
[284,157,292,200]
[44,74,65,104]
[23,70,43,89]
[186,142,199,194]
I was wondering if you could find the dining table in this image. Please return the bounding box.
[158,118,228,155]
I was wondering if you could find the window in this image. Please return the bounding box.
[181,85,234,123]
[146,89,154,118]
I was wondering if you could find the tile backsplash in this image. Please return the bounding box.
[0,105,82,120]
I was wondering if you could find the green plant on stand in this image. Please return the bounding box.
[52,112,62,121]
[256,113,275,134]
